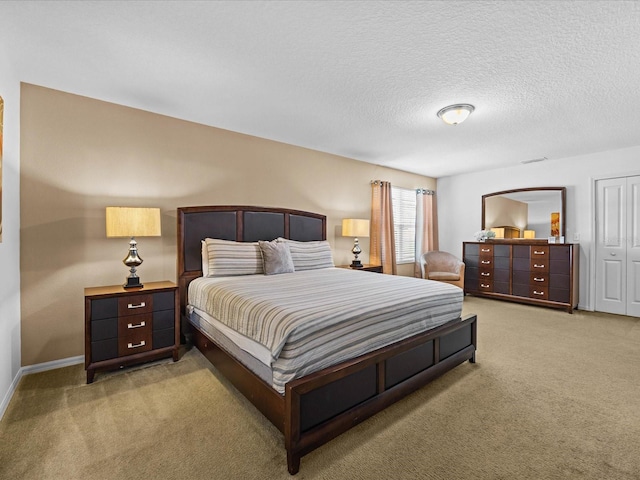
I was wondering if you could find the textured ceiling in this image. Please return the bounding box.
[2,1,640,178]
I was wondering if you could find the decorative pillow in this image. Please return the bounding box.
[258,240,295,275]
[276,238,335,271]
[203,238,263,277]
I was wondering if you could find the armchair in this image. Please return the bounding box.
[420,251,465,289]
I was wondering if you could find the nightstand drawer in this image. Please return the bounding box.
[118,330,153,357]
[153,291,175,311]
[153,309,174,331]
[118,313,152,334]
[92,297,118,321]
[92,317,118,341]
[153,328,175,349]
[118,294,153,316]
[92,338,118,362]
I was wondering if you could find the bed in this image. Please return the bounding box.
[177,205,477,474]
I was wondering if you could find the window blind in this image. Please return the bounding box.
[391,186,416,264]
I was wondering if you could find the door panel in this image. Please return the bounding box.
[596,178,626,315]
[627,177,640,316]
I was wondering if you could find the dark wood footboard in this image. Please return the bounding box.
[189,313,477,474]
[283,314,476,474]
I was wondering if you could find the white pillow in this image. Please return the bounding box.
[201,240,209,277]
[276,238,334,271]
[203,238,264,277]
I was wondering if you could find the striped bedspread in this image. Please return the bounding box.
[188,268,463,393]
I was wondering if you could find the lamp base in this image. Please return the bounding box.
[123,276,144,289]
[350,260,363,268]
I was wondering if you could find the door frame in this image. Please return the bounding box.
[590,170,640,313]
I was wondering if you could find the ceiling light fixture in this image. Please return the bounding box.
[437,104,475,125]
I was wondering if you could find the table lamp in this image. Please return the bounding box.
[342,218,370,268]
[106,207,161,288]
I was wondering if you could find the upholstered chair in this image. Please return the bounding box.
[420,251,465,290]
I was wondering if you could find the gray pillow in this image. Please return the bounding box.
[259,240,295,275]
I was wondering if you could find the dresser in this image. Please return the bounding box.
[463,241,579,312]
[84,281,179,383]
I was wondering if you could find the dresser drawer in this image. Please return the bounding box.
[530,258,549,272]
[118,294,153,316]
[529,286,548,300]
[530,273,549,287]
[479,258,493,267]
[479,245,494,257]
[531,246,549,259]
[513,270,530,285]
[479,268,493,280]
[478,280,493,292]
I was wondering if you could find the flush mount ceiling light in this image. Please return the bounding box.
[437,104,475,125]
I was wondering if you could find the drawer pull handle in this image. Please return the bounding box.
[534,277,545,282]
[533,250,546,255]
[533,264,545,268]
[533,290,544,296]
[127,302,146,309]
[481,260,491,264]
[481,248,491,252]
[481,272,491,276]
[127,321,146,329]
[127,341,146,349]
[480,283,490,288]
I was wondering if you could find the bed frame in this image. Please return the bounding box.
[177,205,477,474]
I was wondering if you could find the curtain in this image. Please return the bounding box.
[414,189,438,277]
[370,180,397,275]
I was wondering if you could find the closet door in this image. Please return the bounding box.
[595,175,640,316]
[627,176,640,317]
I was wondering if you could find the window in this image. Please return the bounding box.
[391,186,416,264]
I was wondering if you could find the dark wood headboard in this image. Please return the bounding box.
[177,205,326,314]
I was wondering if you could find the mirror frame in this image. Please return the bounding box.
[481,186,566,239]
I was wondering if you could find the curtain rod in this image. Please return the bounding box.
[370,181,435,195]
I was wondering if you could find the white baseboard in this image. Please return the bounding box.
[0,369,24,421]
[20,355,84,375]
[0,355,85,421]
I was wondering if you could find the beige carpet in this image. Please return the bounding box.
[1,297,639,480]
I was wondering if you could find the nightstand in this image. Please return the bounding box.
[337,264,383,273]
[84,280,179,383]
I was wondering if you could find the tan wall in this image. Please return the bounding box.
[20,83,436,366]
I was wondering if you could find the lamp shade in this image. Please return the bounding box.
[524,230,536,239]
[437,104,475,125]
[106,207,161,238]
[342,218,370,238]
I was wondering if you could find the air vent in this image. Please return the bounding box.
[521,156,548,164]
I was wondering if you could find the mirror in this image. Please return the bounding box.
[482,187,566,239]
